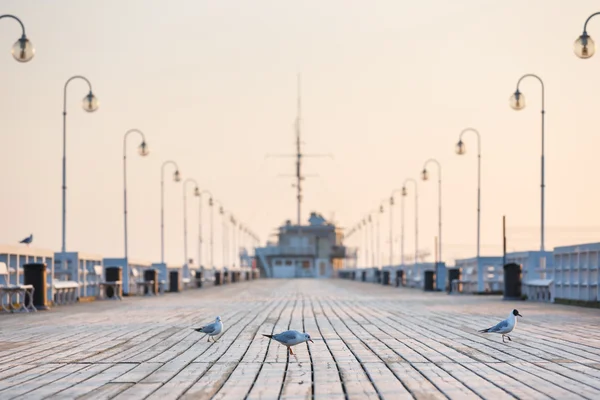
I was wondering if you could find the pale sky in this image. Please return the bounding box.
[2,0,600,266]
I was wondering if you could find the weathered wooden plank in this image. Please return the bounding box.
[3,279,600,400]
[210,363,262,400]
[111,382,163,399]
[387,362,447,400]
[15,364,113,400]
[1,363,87,399]
[77,382,133,400]
[146,362,211,400]
[51,363,137,399]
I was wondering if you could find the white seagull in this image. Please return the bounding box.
[478,309,523,343]
[193,316,223,342]
[262,330,314,355]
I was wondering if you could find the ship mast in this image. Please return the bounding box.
[295,74,302,225]
[265,74,332,226]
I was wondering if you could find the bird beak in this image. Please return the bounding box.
[309,339,314,343]
[518,313,523,317]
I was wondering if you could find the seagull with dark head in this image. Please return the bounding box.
[263,330,314,355]
[193,316,223,342]
[19,234,33,246]
[479,309,523,343]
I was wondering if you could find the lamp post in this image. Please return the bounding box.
[199,190,213,269]
[455,128,481,260]
[183,178,200,270]
[209,197,216,268]
[574,12,600,58]
[230,214,237,268]
[0,14,34,62]
[214,200,226,269]
[389,189,404,265]
[61,76,99,263]
[421,159,442,267]
[401,178,418,266]
[160,160,181,263]
[509,74,545,251]
[362,219,368,267]
[368,214,375,267]
[123,129,148,269]
[368,207,384,269]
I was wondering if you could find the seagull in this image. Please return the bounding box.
[478,309,523,343]
[193,316,223,342]
[19,234,33,246]
[262,330,314,355]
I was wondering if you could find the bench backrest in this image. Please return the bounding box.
[0,262,9,285]
[0,262,8,276]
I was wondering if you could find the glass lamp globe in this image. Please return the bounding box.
[421,168,429,181]
[401,186,407,196]
[11,36,34,62]
[138,141,149,156]
[455,140,466,155]
[509,90,525,110]
[194,187,200,197]
[173,170,181,182]
[82,92,99,112]
[574,33,595,59]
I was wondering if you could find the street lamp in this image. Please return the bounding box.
[574,12,600,58]
[455,128,481,260]
[0,15,34,62]
[61,76,99,260]
[509,74,545,251]
[388,193,400,266]
[198,190,213,269]
[160,160,181,263]
[123,129,149,263]
[367,207,384,269]
[401,178,418,266]
[230,214,237,268]
[377,205,387,269]
[214,200,227,270]
[183,178,200,271]
[422,159,442,267]
[362,218,368,267]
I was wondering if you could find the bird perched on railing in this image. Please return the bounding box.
[193,316,223,342]
[19,234,33,247]
[262,330,314,355]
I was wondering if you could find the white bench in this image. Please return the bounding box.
[136,280,155,296]
[0,262,36,313]
[53,280,79,305]
[523,279,553,302]
[98,281,122,300]
[182,277,191,288]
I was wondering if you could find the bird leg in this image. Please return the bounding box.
[289,347,295,356]
[507,335,512,342]
[502,335,507,343]
[207,336,212,343]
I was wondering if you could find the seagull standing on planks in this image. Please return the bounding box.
[193,316,223,342]
[262,330,314,355]
[19,234,33,247]
[479,309,523,343]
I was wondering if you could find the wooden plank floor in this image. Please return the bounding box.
[1,279,600,399]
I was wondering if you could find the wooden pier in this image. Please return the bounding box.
[1,279,600,399]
